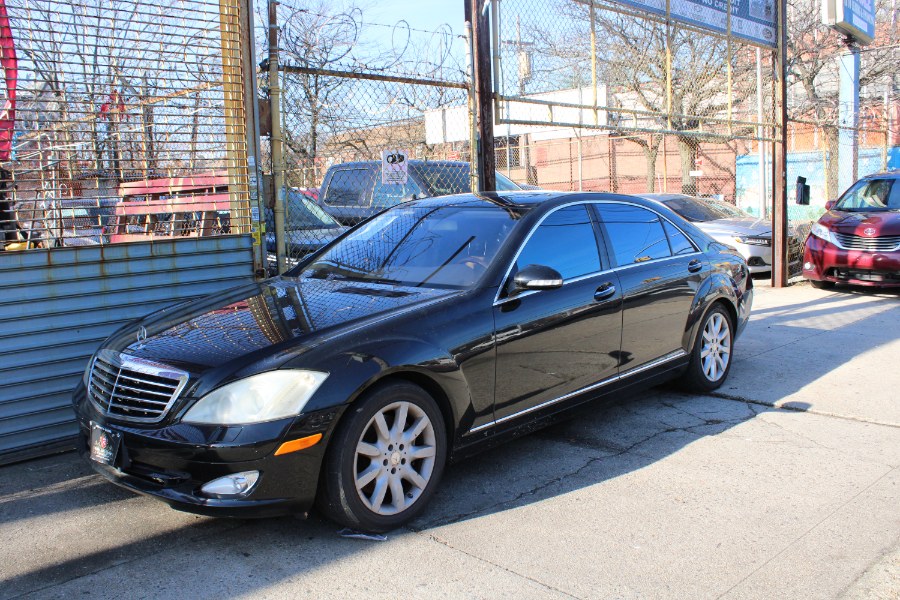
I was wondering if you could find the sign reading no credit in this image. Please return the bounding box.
[381,149,409,185]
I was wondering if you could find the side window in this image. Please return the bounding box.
[323,168,375,207]
[372,177,424,209]
[515,205,602,280]
[597,204,671,266]
[663,220,697,255]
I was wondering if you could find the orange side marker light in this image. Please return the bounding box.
[274,433,323,456]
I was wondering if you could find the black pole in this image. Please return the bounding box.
[470,0,496,192]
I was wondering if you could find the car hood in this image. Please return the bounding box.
[696,217,771,238]
[818,210,900,236]
[104,277,459,374]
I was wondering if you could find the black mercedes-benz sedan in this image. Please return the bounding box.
[73,191,753,532]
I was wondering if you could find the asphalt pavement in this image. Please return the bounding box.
[1,281,898,600]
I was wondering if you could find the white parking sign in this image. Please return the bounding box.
[381,149,409,185]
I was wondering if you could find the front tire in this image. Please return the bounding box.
[678,304,734,392]
[318,381,447,532]
[809,280,834,290]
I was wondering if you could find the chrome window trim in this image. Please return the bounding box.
[493,199,703,305]
[468,349,687,434]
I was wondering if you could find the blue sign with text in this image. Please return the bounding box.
[615,0,777,48]
[836,0,876,44]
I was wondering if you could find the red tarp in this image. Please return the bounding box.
[0,0,16,163]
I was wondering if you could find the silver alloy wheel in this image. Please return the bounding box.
[700,312,731,382]
[354,400,437,516]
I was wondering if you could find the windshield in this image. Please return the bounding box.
[663,196,749,222]
[834,178,900,212]
[409,163,521,196]
[297,205,519,288]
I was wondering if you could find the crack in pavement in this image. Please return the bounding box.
[708,391,900,429]
[2,520,250,600]
[413,425,697,531]
[715,465,900,600]
[415,529,584,600]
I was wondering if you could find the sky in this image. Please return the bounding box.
[369,0,466,35]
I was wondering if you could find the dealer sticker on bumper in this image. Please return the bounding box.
[89,423,122,466]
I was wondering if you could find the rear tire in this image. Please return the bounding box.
[317,381,447,533]
[678,304,734,393]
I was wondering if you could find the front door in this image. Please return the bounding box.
[492,204,623,423]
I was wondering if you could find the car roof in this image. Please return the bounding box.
[860,170,900,180]
[327,160,472,169]
[405,190,682,212]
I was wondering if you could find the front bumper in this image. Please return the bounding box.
[73,382,340,518]
[802,235,900,288]
[732,241,771,274]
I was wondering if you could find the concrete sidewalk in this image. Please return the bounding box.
[1,282,898,600]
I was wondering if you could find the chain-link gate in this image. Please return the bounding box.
[264,1,477,272]
[784,0,899,281]
[488,0,783,266]
[0,0,254,250]
[0,0,260,462]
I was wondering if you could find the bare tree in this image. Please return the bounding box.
[529,1,755,194]
[787,0,898,198]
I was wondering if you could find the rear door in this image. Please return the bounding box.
[593,202,706,370]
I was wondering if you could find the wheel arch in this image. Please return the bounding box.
[335,368,458,466]
[686,273,741,354]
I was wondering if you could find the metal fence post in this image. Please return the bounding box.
[471,0,496,193]
[239,0,267,279]
[772,0,789,288]
[268,0,287,274]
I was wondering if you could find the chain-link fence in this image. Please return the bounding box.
[0,0,252,252]
[489,0,786,274]
[782,0,899,280]
[262,1,474,271]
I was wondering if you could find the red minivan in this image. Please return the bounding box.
[802,171,900,288]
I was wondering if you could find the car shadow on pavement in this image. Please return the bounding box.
[1,285,897,599]
[410,389,769,532]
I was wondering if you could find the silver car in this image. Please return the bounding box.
[640,194,775,274]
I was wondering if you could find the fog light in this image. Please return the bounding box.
[200,471,260,498]
[804,262,813,271]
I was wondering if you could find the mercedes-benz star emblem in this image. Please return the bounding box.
[137,326,147,344]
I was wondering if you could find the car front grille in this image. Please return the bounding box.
[833,232,900,252]
[88,351,189,423]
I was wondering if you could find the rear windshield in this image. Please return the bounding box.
[410,163,521,196]
[662,196,747,222]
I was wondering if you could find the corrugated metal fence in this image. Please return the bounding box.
[0,237,254,461]
[0,0,262,464]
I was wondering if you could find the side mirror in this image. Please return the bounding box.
[513,264,564,291]
[824,200,836,211]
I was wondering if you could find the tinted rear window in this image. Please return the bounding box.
[324,168,375,206]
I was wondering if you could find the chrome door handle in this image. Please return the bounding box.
[594,283,616,301]
[688,259,703,273]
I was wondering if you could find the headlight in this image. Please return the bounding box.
[182,370,328,425]
[810,222,837,246]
